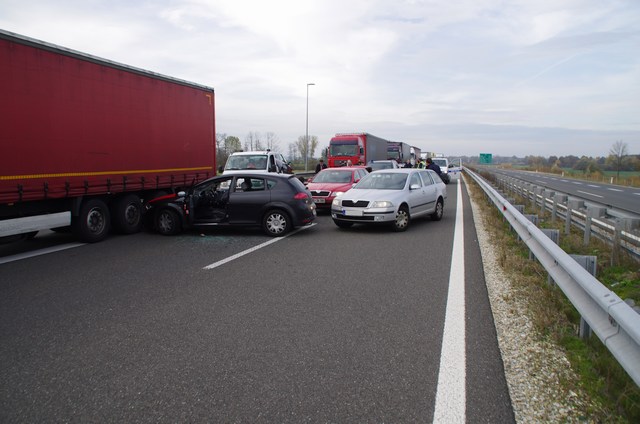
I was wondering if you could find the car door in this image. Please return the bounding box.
[227,176,270,224]
[406,171,429,216]
[419,170,439,213]
[191,176,233,223]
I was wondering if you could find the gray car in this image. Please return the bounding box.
[331,168,447,231]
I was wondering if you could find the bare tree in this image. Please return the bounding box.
[264,132,280,151]
[607,140,628,181]
[295,135,318,169]
[288,143,298,162]
[244,132,263,151]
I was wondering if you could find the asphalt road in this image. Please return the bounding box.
[0,178,514,423]
[488,168,640,215]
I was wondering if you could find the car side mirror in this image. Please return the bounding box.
[178,191,186,197]
[410,184,420,190]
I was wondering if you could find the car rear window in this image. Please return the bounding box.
[356,172,407,190]
[288,176,308,192]
[313,170,352,183]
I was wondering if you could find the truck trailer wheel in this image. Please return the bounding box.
[72,199,111,243]
[112,194,143,234]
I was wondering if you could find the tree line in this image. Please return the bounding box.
[462,141,639,176]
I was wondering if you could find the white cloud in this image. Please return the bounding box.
[1,0,639,157]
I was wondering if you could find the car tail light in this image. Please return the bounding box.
[294,192,309,200]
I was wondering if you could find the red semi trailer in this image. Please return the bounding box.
[326,133,389,167]
[0,29,216,243]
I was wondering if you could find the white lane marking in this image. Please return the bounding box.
[203,224,316,270]
[0,243,85,265]
[433,180,466,423]
[634,193,640,196]
[577,190,603,198]
[607,188,623,192]
[588,184,600,188]
[572,181,583,185]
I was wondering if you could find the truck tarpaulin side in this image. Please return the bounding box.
[0,29,216,242]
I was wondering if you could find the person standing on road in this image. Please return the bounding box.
[404,159,413,168]
[315,158,327,173]
[426,157,442,176]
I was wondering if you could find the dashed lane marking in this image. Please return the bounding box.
[0,243,85,265]
[203,223,316,270]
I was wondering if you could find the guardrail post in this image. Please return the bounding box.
[566,200,584,235]
[528,184,536,207]
[534,187,544,210]
[525,214,538,225]
[613,219,622,266]
[542,190,554,216]
[552,194,567,223]
[569,254,598,339]
[584,207,606,246]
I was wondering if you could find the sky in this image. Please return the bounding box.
[2,0,639,158]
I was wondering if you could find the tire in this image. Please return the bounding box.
[262,209,291,236]
[431,199,444,221]
[72,199,111,243]
[155,208,182,236]
[333,220,353,229]
[112,194,143,234]
[392,206,410,232]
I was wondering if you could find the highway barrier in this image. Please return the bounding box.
[465,167,640,387]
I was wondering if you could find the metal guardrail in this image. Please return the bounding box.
[465,167,640,387]
[484,170,640,259]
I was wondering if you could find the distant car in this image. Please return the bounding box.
[367,160,401,171]
[430,157,451,184]
[306,166,369,210]
[145,173,316,237]
[223,150,292,175]
[331,168,447,232]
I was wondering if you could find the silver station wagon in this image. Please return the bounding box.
[331,168,447,232]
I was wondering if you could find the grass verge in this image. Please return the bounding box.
[467,172,640,422]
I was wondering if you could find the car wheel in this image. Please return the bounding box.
[392,206,410,232]
[333,220,353,229]
[72,199,111,243]
[431,199,444,221]
[263,209,291,236]
[156,208,182,235]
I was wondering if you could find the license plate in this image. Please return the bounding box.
[313,198,325,204]
[342,209,362,216]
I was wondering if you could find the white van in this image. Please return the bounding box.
[223,150,291,175]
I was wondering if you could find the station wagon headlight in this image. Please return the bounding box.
[332,198,341,206]
[332,191,344,198]
[370,200,393,208]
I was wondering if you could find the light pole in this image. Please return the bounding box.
[305,82,315,172]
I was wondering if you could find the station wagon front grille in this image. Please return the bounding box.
[311,190,330,196]
[342,200,369,207]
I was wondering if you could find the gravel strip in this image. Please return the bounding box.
[465,175,599,423]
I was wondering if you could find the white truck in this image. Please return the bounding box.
[222,150,291,175]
